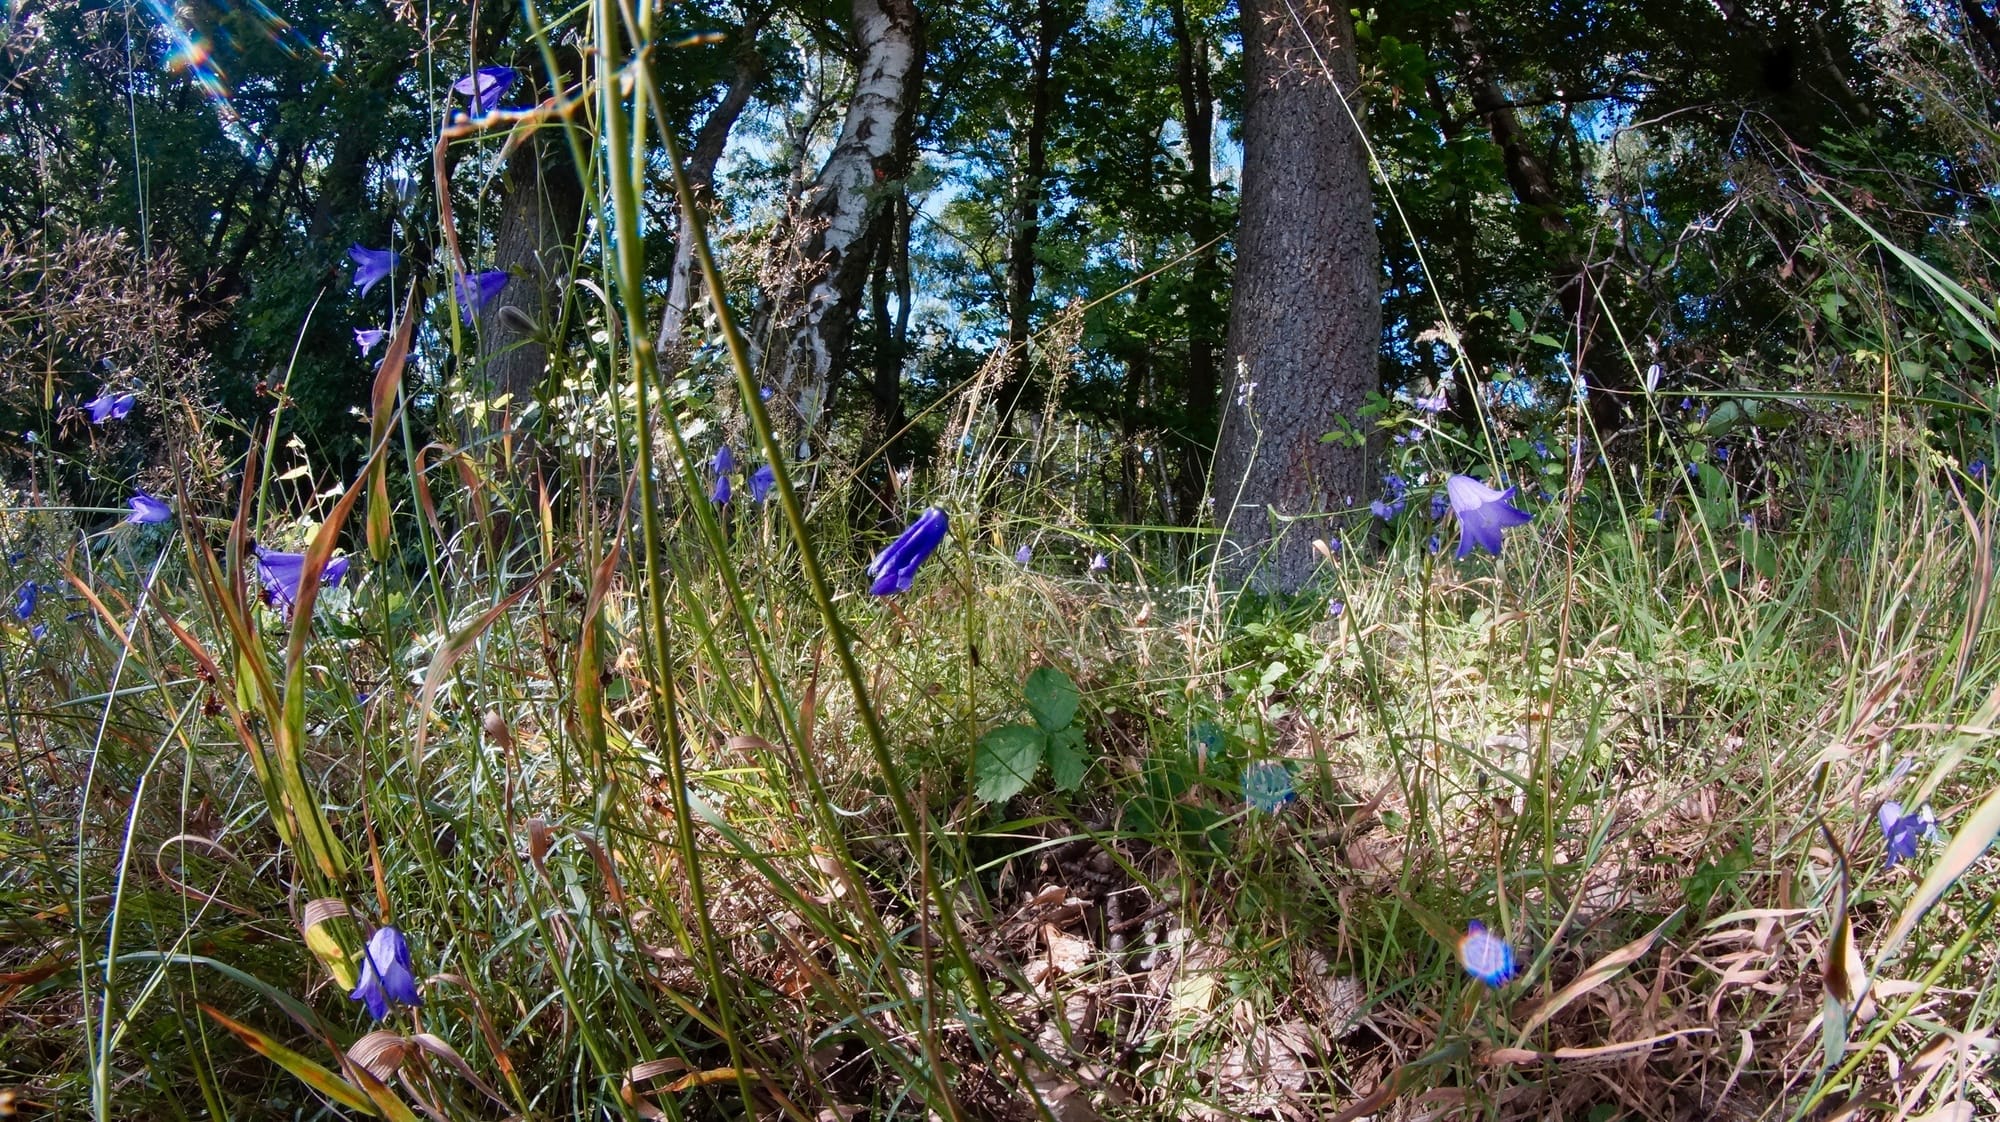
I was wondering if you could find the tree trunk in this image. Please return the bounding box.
[1212,0,1379,593]
[755,0,922,448]
[994,0,1067,434]
[477,52,585,406]
[657,26,767,362]
[866,195,912,459]
[1170,0,1221,523]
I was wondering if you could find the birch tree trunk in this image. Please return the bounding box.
[755,0,923,449]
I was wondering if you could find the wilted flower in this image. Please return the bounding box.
[84,389,138,423]
[750,464,775,503]
[1879,800,1938,867]
[452,66,517,115]
[13,582,35,621]
[348,926,422,1021]
[1089,553,1109,574]
[455,270,509,325]
[254,546,351,612]
[1446,474,1533,559]
[867,507,949,596]
[355,328,388,357]
[1242,760,1296,814]
[126,493,172,524]
[348,246,397,298]
[1458,920,1516,987]
[1015,544,1032,565]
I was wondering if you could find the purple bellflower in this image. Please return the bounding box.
[84,390,137,423]
[711,446,735,505]
[254,546,351,613]
[126,493,172,524]
[1458,920,1516,987]
[348,246,397,298]
[453,66,518,115]
[750,464,775,504]
[356,328,388,357]
[867,507,948,596]
[1879,801,1939,867]
[13,582,35,621]
[1089,552,1110,574]
[348,926,422,1021]
[455,270,509,325]
[1015,544,1033,565]
[1446,474,1533,559]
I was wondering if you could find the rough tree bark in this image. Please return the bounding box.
[656,22,767,362]
[754,0,922,447]
[1212,0,1379,592]
[477,51,585,406]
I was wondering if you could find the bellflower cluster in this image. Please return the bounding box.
[867,508,948,596]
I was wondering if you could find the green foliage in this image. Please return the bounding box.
[975,665,1089,802]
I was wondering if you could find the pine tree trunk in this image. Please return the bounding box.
[1212,0,1378,592]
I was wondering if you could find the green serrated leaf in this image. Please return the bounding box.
[1047,728,1087,791]
[976,724,1045,803]
[1023,667,1079,731]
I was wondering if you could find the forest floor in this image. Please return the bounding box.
[5,456,2000,1122]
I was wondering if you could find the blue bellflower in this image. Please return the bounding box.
[254,546,351,612]
[1458,920,1516,987]
[867,508,948,596]
[455,270,509,325]
[1089,553,1109,574]
[1015,544,1033,565]
[126,493,172,524]
[453,66,518,115]
[1446,474,1533,559]
[13,582,35,621]
[348,246,397,298]
[750,464,775,503]
[1242,760,1296,814]
[84,390,137,423]
[348,926,422,1021]
[711,446,734,505]
[356,328,388,357]
[1879,801,1938,867]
